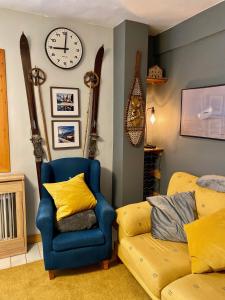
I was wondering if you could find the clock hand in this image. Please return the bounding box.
[53,47,69,50]
[64,32,68,54]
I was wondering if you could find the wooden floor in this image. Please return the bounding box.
[0,242,43,269]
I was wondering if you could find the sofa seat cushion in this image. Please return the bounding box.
[161,272,225,300]
[53,228,105,251]
[118,233,191,298]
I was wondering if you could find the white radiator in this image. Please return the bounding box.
[0,193,17,240]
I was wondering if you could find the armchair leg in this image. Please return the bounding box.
[101,259,109,270]
[48,270,55,280]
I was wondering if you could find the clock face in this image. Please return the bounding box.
[45,27,83,69]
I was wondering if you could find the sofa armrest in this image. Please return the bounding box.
[116,201,152,238]
[36,197,55,251]
[94,192,115,236]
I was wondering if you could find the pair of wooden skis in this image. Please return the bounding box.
[20,33,104,194]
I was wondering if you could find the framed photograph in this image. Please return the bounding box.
[52,120,81,149]
[50,87,80,117]
[180,84,225,140]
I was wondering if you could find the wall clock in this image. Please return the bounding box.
[45,27,83,69]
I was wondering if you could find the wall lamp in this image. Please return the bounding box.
[145,106,156,149]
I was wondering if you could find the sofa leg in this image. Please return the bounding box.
[101,260,109,270]
[48,270,55,280]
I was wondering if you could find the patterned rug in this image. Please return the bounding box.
[0,260,150,299]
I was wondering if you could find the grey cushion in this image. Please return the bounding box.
[56,209,97,233]
[147,192,197,243]
[197,175,225,192]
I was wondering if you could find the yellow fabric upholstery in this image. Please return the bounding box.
[167,172,225,218]
[184,208,225,273]
[117,171,225,299]
[116,201,151,237]
[43,173,97,221]
[161,272,225,300]
[118,233,191,298]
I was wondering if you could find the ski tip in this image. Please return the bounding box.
[97,45,104,55]
[20,32,26,41]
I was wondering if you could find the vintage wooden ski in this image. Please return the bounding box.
[88,45,104,159]
[125,50,145,146]
[20,33,44,193]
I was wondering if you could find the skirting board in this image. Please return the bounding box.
[27,234,41,244]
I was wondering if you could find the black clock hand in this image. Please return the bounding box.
[64,32,67,53]
[53,47,69,50]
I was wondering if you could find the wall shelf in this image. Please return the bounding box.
[146,77,168,85]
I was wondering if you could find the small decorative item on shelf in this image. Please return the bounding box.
[146,65,168,85]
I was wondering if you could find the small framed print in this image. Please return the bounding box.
[50,87,80,117]
[52,120,81,149]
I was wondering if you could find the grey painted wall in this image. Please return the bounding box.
[113,20,148,207]
[147,1,225,193]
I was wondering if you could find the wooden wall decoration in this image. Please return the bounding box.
[0,49,10,173]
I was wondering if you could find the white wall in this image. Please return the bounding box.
[0,9,113,235]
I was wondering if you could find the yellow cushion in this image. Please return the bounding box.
[43,173,97,221]
[167,172,225,218]
[161,272,225,300]
[116,201,151,237]
[118,233,191,298]
[184,208,225,274]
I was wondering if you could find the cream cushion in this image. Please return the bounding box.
[118,233,191,299]
[167,172,225,218]
[161,273,225,300]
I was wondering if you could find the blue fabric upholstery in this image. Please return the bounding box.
[36,157,115,271]
[53,228,105,252]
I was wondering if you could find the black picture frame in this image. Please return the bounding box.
[50,87,80,117]
[52,120,81,149]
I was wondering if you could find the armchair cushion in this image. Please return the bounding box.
[52,228,105,251]
[43,173,97,221]
[116,201,151,237]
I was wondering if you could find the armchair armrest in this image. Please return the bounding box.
[94,192,115,235]
[36,197,55,251]
[116,201,152,239]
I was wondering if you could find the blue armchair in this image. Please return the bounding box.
[36,157,115,279]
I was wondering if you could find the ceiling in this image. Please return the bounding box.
[0,0,223,34]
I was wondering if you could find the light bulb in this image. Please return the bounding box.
[150,113,156,124]
[150,107,156,124]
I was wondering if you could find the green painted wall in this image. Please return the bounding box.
[148,1,225,193]
[113,20,148,207]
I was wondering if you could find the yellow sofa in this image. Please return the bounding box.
[116,172,225,300]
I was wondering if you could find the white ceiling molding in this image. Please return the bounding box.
[0,0,223,34]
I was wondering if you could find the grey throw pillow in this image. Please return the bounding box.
[147,192,197,243]
[197,175,225,192]
[56,209,97,233]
